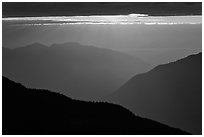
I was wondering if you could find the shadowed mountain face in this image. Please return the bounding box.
[107,53,202,134]
[2,42,150,100]
[2,76,189,135]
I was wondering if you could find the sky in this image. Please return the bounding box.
[2,14,202,66]
[2,14,201,48]
[2,2,202,17]
[3,14,201,25]
[2,2,202,65]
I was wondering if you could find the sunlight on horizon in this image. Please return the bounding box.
[3,14,202,26]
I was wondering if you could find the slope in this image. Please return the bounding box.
[108,53,202,134]
[2,76,189,135]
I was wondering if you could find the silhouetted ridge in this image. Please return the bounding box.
[109,52,202,134]
[152,52,201,71]
[3,76,189,135]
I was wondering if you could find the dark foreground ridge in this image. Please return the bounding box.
[2,76,189,135]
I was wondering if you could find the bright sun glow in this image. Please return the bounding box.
[3,14,202,26]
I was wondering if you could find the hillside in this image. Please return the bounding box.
[2,76,189,135]
[2,42,150,100]
[108,53,202,134]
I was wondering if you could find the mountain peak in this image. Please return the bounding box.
[21,42,45,48]
[27,42,47,48]
[3,42,150,100]
[51,42,82,47]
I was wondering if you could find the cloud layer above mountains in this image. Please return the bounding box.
[3,14,202,25]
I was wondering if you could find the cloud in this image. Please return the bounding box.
[2,14,202,26]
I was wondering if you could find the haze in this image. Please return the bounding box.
[3,15,201,66]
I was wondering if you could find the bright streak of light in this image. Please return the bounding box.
[2,14,202,26]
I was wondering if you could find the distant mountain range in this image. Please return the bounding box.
[107,52,202,134]
[2,76,189,135]
[2,42,201,134]
[3,42,150,100]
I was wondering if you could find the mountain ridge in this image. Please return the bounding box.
[3,42,151,100]
[108,52,202,134]
[2,76,189,135]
